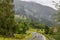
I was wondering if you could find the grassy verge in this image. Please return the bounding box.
[0,32,33,40]
[0,37,19,40]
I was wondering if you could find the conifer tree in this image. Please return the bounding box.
[0,0,15,36]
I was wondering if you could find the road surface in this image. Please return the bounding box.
[27,32,46,40]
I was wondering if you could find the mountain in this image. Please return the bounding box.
[14,0,56,26]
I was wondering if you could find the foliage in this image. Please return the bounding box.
[49,27,54,35]
[29,20,45,29]
[51,1,60,40]
[0,0,15,36]
[50,26,60,40]
[44,25,49,34]
[16,20,29,34]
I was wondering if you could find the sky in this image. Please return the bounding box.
[21,0,60,9]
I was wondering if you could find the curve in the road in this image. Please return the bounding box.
[28,32,46,40]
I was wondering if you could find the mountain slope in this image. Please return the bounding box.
[14,0,56,26]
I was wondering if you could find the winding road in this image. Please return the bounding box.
[27,32,46,40]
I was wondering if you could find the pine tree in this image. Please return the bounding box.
[0,0,15,36]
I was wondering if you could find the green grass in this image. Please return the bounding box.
[15,33,33,40]
[27,28,45,33]
[0,37,19,40]
[0,33,33,40]
[0,31,33,40]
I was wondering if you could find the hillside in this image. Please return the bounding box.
[14,0,56,26]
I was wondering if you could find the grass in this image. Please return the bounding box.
[27,28,45,33]
[44,34,55,40]
[0,33,33,40]
[0,37,19,40]
[0,31,33,40]
[15,33,33,40]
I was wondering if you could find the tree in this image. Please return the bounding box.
[0,0,15,36]
[49,27,54,35]
[52,1,60,22]
[29,20,45,29]
[44,25,49,34]
[17,20,29,34]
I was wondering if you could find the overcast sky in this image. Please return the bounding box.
[21,0,60,9]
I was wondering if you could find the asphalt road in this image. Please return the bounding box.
[27,32,46,40]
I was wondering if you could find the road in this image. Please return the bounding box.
[27,32,46,40]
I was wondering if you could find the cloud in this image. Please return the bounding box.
[21,0,60,9]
